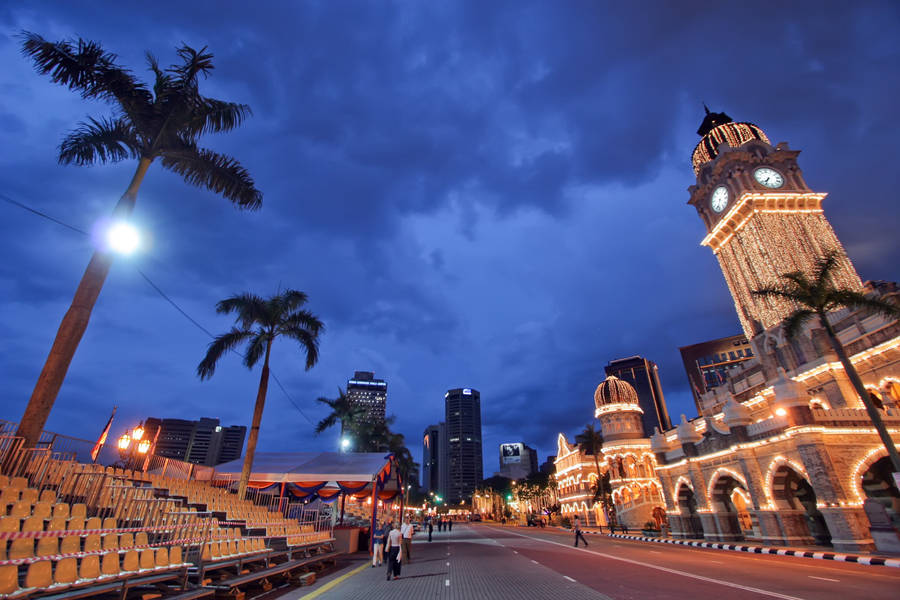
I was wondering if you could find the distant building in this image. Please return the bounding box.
[539,456,556,476]
[346,371,387,429]
[679,334,754,415]
[423,423,448,497]
[143,417,246,466]
[498,443,538,480]
[605,356,672,435]
[445,388,483,503]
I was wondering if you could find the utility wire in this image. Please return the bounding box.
[1,191,315,425]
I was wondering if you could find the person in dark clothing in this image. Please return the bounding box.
[427,519,434,542]
[448,518,453,532]
[573,516,588,547]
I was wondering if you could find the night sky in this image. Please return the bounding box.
[1,2,898,477]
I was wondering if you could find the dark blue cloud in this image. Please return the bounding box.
[1,1,898,476]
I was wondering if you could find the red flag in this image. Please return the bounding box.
[91,407,116,463]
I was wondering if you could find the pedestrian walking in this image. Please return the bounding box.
[438,518,443,532]
[573,516,588,547]
[427,519,434,542]
[385,521,402,580]
[448,518,453,532]
[372,521,385,567]
[400,517,414,563]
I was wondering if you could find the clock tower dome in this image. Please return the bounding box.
[688,108,863,339]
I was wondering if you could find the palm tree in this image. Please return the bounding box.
[752,250,900,471]
[16,32,262,448]
[575,422,614,524]
[198,290,322,500]
[314,389,367,445]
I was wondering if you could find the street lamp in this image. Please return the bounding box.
[105,221,140,255]
[340,437,352,452]
[117,421,154,471]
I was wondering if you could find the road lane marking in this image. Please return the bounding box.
[809,576,839,582]
[564,576,576,582]
[445,579,450,586]
[296,562,368,599]
[493,527,807,600]
[446,562,450,566]
[513,550,518,554]
[649,550,661,554]
[531,559,539,564]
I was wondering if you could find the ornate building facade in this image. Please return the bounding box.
[556,111,900,552]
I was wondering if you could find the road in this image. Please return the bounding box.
[289,523,900,599]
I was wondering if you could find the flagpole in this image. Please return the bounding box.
[91,406,117,464]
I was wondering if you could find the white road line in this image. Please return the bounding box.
[492,527,807,600]
[649,550,661,554]
[709,560,723,564]
[445,579,450,586]
[513,550,518,554]
[809,576,839,582]
[446,561,450,566]
[531,559,539,564]
[563,575,576,582]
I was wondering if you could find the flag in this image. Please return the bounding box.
[91,407,116,463]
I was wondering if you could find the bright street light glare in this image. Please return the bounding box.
[340,437,351,450]
[106,221,140,254]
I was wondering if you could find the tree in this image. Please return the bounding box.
[752,250,900,472]
[198,290,322,500]
[575,422,615,524]
[16,32,262,448]
[314,389,366,442]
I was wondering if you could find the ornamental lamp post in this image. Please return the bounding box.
[117,421,154,471]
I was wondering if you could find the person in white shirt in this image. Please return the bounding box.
[400,518,414,563]
[385,521,403,580]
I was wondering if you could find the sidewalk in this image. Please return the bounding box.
[567,526,900,568]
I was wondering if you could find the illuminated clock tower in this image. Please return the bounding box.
[688,108,863,339]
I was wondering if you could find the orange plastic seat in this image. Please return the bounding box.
[32,501,52,520]
[21,515,42,533]
[60,535,80,554]
[135,532,148,547]
[47,516,66,533]
[139,549,155,571]
[66,517,85,531]
[54,557,77,587]
[0,488,19,510]
[24,560,52,590]
[9,477,27,490]
[119,533,134,549]
[52,503,69,518]
[101,517,116,529]
[80,554,100,580]
[169,546,182,565]
[0,564,17,595]
[10,502,30,518]
[84,534,101,552]
[122,550,139,573]
[38,489,56,503]
[19,489,38,505]
[9,539,33,560]
[36,536,59,557]
[100,551,119,578]
[70,504,86,519]
[155,547,169,568]
[102,531,118,550]
[85,517,101,531]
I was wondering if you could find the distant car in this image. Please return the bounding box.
[470,514,482,522]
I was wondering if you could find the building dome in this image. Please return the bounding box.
[594,375,641,411]
[691,108,770,175]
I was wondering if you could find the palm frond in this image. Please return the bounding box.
[197,328,253,379]
[281,325,320,370]
[216,293,268,328]
[750,284,803,302]
[828,290,900,320]
[780,271,810,292]
[782,309,815,341]
[160,144,262,209]
[185,98,252,136]
[278,290,309,313]
[20,32,152,115]
[58,117,142,165]
[280,309,324,337]
[171,45,215,87]
[243,333,269,369]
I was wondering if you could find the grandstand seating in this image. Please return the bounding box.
[0,454,335,599]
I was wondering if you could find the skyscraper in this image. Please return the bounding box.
[143,417,246,466]
[604,356,672,436]
[445,388,483,503]
[422,423,447,497]
[346,371,387,428]
[679,334,755,415]
[498,443,538,480]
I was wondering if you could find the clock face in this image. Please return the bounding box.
[754,167,784,188]
[711,186,729,213]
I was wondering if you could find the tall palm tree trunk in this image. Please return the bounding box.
[820,314,900,472]
[238,337,272,500]
[16,158,153,449]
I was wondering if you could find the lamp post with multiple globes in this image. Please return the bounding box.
[117,422,153,471]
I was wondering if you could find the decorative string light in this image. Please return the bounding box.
[692,122,770,175]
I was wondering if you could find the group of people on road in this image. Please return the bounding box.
[372,518,416,581]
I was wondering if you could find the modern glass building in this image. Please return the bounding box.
[445,388,483,503]
[604,356,672,436]
[346,371,387,429]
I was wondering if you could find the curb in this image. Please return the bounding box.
[604,533,900,568]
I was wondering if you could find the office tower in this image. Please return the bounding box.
[498,443,538,480]
[346,371,387,429]
[679,334,755,415]
[423,423,447,497]
[143,417,246,466]
[445,388,483,503]
[605,356,672,436]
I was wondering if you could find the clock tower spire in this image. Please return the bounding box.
[687,111,863,339]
